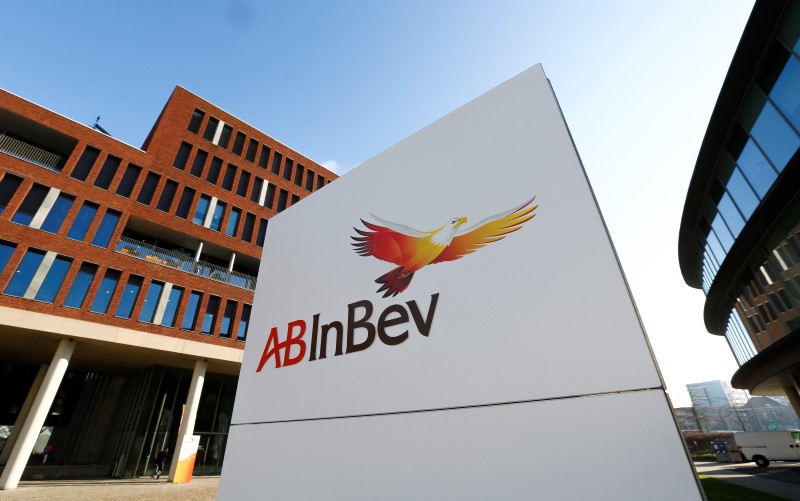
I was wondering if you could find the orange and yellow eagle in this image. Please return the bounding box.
[351,198,537,297]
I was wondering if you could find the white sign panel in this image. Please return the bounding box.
[221,390,698,500]
[220,64,700,499]
[233,64,661,423]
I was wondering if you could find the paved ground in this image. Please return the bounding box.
[3,462,800,500]
[696,460,800,500]
[0,476,219,501]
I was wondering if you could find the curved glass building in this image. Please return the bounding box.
[679,0,800,415]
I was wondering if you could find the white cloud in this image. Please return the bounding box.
[321,159,353,176]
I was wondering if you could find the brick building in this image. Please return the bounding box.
[0,86,336,486]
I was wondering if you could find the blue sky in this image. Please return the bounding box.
[3,0,756,405]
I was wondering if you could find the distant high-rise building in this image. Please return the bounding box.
[687,380,749,408]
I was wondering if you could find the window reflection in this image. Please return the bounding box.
[726,211,800,363]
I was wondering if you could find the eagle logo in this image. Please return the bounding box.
[351,198,537,297]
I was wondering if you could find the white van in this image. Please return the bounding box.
[734,430,800,467]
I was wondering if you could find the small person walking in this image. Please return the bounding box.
[153,447,170,480]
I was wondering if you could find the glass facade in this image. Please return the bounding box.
[138,280,164,323]
[0,174,22,214]
[160,286,183,327]
[237,304,251,341]
[4,249,45,297]
[210,201,225,231]
[193,195,211,225]
[723,202,800,365]
[201,295,220,334]
[226,208,240,237]
[90,269,121,314]
[115,275,143,318]
[67,202,99,241]
[11,184,48,226]
[220,299,236,338]
[40,193,75,234]
[63,263,98,308]
[699,12,800,292]
[91,210,121,248]
[34,255,73,303]
[182,290,202,330]
[0,241,17,271]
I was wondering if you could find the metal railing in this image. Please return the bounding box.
[0,133,66,172]
[115,236,257,291]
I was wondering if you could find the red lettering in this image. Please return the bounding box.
[257,327,283,372]
[282,320,307,367]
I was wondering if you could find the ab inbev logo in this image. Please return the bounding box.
[256,198,537,374]
[352,198,537,297]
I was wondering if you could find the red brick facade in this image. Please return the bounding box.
[0,86,336,356]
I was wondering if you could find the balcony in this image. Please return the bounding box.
[0,133,67,172]
[115,236,257,291]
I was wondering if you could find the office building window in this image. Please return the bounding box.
[251,177,264,204]
[283,158,293,181]
[201,295,220,334]
[40,193,75,234]
[190,149,208,177]
[271,152,282,175]
[210,200,225,231]
[317,175,325,190]
[93,155,121,190]
[181,290,203,330]
[89,268,121,314]
[290,194,299,206]
[116,164,142,198]
[222,164,237,191]
[218,124,233,148]
[193,194,211,225]
[70,146,100,181]
[35,255,73,303]
[220,299,237,338]
[4,248,45,297]
[138,280,164,323]
[256,218,268,247]
[157,179,179,212]
[206,156,222,184]
[67,201,99,241]
[258,146,270,169]
[63,262,98,308]
[305,169,315,191]
[11,184,48,226]
[136,172,161,205]
[265,183,276,209]
[241,213,255,242]
[0,241,17,273]
[0,174,23,215]
[277,189,288,212]
[294,164,304,186]
[233,132,246,156]
[188,109,205,133]
[246,139,258,162]
[236,171,250,197]
[115,275,143,319]
[160,286,183,327]
[91,210,121,248]
[203,117,219,142]
[176,187,196,219]
[237,304,251,341]
[173,142,192,170]
[226,207,241,237]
